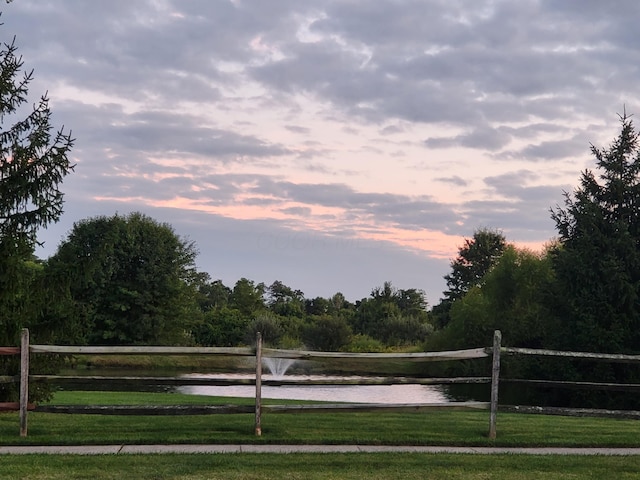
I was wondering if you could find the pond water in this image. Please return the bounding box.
[178,373,451,404]
[59,367,453,404]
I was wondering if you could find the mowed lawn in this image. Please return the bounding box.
[1,391,640,448]
[2,452,640,480]
[3,392,640,479]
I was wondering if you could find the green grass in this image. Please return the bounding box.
[2,453,640,480]
[1,391,640,448]
[3,391,640,479]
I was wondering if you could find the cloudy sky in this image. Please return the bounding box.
[4,1,639,304]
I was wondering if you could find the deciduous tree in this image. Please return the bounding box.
[229,278,266,318]
[353,282,432,345]
[267,280,304,318]
[443,228,507,301]
[433,228,506,328]
[48,213,201,345]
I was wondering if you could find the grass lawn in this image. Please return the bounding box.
[1,391,640,448]
[2,391,640,479]
[2,452,640,480]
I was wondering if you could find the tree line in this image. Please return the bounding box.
[55,212,434,352]
[4,209,435,354]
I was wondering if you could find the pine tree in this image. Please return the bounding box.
[0,20,75,402]
[550,113,640,353]
[0,36,74,250]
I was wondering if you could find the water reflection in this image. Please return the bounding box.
[178,373,450,404]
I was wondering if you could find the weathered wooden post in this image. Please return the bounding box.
[489,329,501,440]
[255,332,262,436]
[19,328,30,437]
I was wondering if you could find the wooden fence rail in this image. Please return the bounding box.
[28,344,488,361]
[8,329,640,440]
[502,346,640,363]
[29,345,255,356]
[7,328,495,438]
[27,375,491,387]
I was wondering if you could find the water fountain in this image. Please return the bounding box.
[262,357,296,378]
[179,356,450,404]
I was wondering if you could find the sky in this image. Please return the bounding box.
[3,1,640,305]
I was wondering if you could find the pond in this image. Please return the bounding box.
[178,373,452,404]
[59,367,454,404]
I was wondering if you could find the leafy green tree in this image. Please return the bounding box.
[328,292,356,322]
[444,228,507,300]
[353,284,402,340]
[303,315,352,351]
[425,246,553,383]
[433,228,506,328]
[0,18,74,401]
[197,278,231,312]
[0,255,77,402]
[352,282,432,345]
[193,307,248,347]
[267,280,304,317]
[245,312,283,346]
[378,313,434,346]
[480,247,555,348]
[550,113,640,354]
[432,246,553,350]
[305,296,330,316]
[48,212,201,345]
[229,278,266,318]
[396,288,429,319]
[305,293,355,317]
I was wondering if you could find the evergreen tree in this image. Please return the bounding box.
[0,19,75,401]
[0,39,74,250]
[550,113,640,354]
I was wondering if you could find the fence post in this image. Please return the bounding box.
[19,328,30,437]
[255,332,262,436]
[489,330,501,440]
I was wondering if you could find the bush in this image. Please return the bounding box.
[302,315,352,351]
[342,334,387,353]
[246,313,284,346]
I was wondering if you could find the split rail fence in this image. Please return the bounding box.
[4,329,640,439]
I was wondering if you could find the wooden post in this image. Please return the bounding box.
[489,330,501,440]
[19,328,30,437]
[255,332,262,436]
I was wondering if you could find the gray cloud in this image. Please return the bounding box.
[436,176,468,187]
[8,0,638,302]
[285,125,311,134]
[499,134,591,162]
[425,126,512,151]
[457,170,570,240]
[245,0,636,130]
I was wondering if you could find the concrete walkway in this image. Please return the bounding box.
[2,444,640,455]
